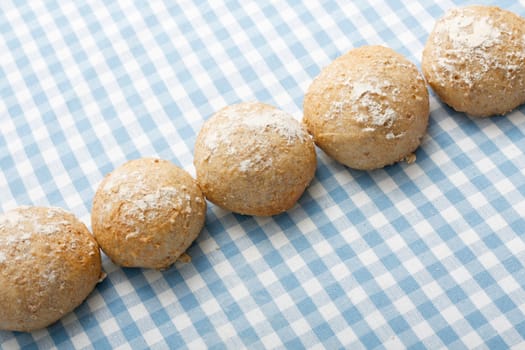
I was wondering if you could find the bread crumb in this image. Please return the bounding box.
[98,271,107,283]
[405,153,416,164]
[177,253,191,264]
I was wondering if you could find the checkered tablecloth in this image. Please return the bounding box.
[1,0,525,348]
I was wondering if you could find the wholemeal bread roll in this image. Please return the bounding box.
[422,5,525,117]
[303,45,429,170]
[0,206,102,332]
[91,158,206,269]
[194,102,316,216]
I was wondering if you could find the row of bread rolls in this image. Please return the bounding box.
[2,5,524,333]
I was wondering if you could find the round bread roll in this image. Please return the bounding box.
[91,158,206,269]
[193,102,316,216]
[303,45,429,170]
[0,206,102,332]
[422,5,525,117]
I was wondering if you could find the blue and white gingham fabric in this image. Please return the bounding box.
[2,0,525,348]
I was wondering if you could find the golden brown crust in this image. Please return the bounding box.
[0,206,102,332]
[422,5,525,117]
[303,45,429,170]
[91,158,206,269]
[193,102,317,216]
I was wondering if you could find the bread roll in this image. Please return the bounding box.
[91,158,206,269]
[304,45,429,170]
[194,102,316,216]
[422,5,525,117]
[0,206,102,332]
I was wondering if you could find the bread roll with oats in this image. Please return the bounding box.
[303,45,429,170]
[91,158,206,269]
[0,206,102,332]
[194,102,316,216]
[422,5,525,117]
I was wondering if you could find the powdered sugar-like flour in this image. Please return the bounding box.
[204,106,308,152]
[100,169,195,239]
[202,104,309,172]
[429,8,525,86]
[442,14,501,49]
[0,207,88,291]
[0,207,70,247]
[324,78,400,129]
